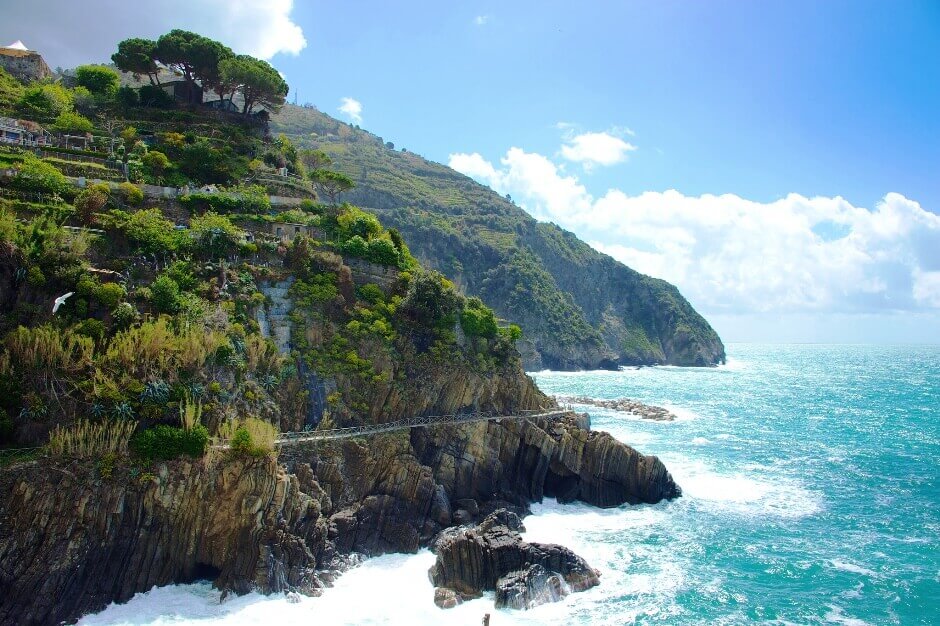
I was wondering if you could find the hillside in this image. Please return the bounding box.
[272,104,725,369]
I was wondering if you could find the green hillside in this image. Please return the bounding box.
[272,105,725,368]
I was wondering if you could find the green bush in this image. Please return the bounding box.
[53,111,94,134]
[366,237,399,266]
[73,183,110,225]
[74,318,105,342]
[75,65,120,96]
[95,282,126,308]
[124,208,179,253]
[150,275,181,313]
[340,234,368,258]
[118,182,144,206]
[17,83,73,117]
[460,297,498,338]
[10,155,70,195]
[116,85,139,108]
[138,84,174,108]
[130,424,209,461]
[112,302,138,329]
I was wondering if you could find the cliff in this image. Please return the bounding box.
[272,105,726,369]
[1,409,678,625]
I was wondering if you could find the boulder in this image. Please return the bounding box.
[429,510,599,610]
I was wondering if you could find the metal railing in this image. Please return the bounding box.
[275,406,572,445]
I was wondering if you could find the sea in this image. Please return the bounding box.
[79,344,939,625]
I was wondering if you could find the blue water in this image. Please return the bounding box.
[81,344,939,626]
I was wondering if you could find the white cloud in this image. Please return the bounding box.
[559,131,637,169]
[449,149,940,316]
[338,97,363,124]
[474,15,490,26]
[0,0,306,67]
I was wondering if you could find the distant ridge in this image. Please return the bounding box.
[272,104,725,369]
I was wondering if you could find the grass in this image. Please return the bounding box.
[47,418,138,458]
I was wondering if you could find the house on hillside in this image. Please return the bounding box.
[161,80,203,104]
[0,41,52,82]
[0,116,51,147]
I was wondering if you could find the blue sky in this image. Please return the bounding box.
[6,1,939,343]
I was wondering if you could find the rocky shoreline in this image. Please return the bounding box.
[0,411,680,624]
[430,509,600,610]
[556,395,679,421]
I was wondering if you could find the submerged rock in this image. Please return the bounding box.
[429,510,599,610]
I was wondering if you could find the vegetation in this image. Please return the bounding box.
[271,104,724,367]
[47,418,137,458]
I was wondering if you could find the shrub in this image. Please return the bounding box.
[218,417,277,457]
[340,234,368,258]
[130,424,209,461]
[111,302,138,329]
[150,275,181,314]
[138,84,174,108]
[357,283,385,305]
[124,208,178,253]
[10,155,70,195]
[118,182,144,206]
[47,418,137,458]
[400,270,460,329]
[53,111,94,134]
[188,212,242,258]
[366,237,399,266]
[460,297,499,338]
[142,150,170,178]
[74,318,105,342]
[95,282,125,308]
[116,85,139,108]
[17,83,73,117]
[73,183,110,225]
[75,65,120,96]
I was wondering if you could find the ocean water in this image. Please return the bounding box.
[79,344,939,625]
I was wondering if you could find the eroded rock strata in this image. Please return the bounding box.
[430,509,600,610]
[0,410,678,625]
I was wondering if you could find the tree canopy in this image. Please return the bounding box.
[311,170,354,204]
[112,38,161,85]
[218,55,288,114]
[154,30,233,104]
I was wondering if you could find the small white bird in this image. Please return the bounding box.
[52,292,74,314]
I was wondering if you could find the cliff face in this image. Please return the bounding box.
[271,105,726,369]
[0,407,678,625]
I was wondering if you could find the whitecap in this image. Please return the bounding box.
[830,560,877,577]
[660,404,703,421]
[691,437,711,445]
[825,604,873,626]
[664,457,823,518]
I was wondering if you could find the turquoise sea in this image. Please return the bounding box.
[81,344,940,625]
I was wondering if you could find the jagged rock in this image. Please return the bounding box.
[429,510,599,610]
[556,396,677,421]
[434,587,466,609]
[0,456,325,626]
[495,564,565,609]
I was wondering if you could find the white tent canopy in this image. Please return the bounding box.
[3,40,29,51]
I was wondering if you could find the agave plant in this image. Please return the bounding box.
[90,402,107,419]
[184,381,205,398]
[111,402,134,420]
[140,379,171,404]
[260,374,279,391]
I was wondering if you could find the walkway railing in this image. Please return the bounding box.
[275,406,572,445]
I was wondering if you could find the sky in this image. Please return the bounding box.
[3,0,939,344]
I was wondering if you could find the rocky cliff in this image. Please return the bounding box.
[272,105,726,369]
[0,406,678,625]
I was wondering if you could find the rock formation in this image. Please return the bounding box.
[557,395,678,421]
[0,410,679,624]
[429,509,600,610]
